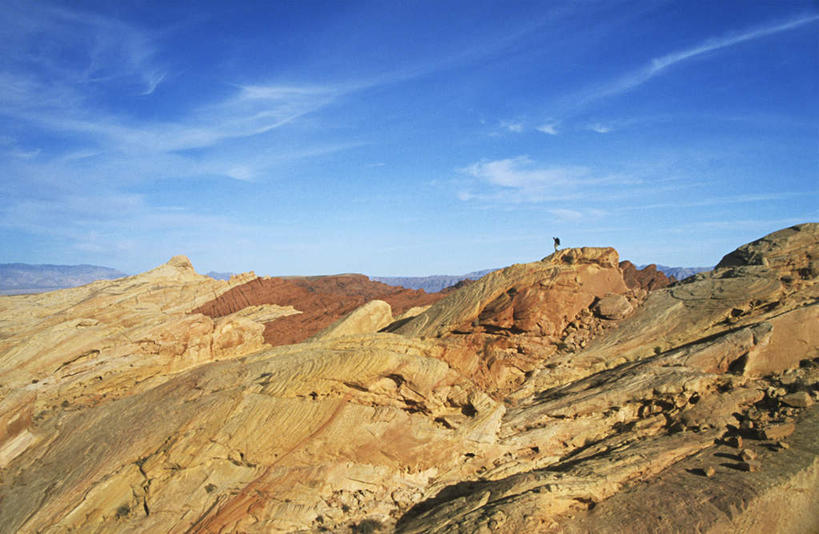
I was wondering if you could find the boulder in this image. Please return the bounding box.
[593,294,633,320]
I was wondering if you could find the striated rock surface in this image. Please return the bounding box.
[192,274,443,346]
[312,299,394,341]
[0,224,817,533]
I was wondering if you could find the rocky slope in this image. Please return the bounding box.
[191,274,444,346]
[0,224,816,533]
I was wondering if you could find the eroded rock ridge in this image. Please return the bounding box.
[0,224,816,533]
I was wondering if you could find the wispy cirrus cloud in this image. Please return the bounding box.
[616,191,819,211]
[575,14,819,108]
[0,2,167,96]
[587,123,612,134]
[463,156,587,190]
[536,122,559,135]
[0,3,357,187]
[500,120,524,133]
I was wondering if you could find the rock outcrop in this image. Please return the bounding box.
[619,260,674,291]
[0,224,816,534]
[312,299,394,341]
[192,274,443,346]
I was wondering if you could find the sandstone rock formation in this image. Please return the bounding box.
[312,299,394,341]
[619,260,675,291]
[192,274,443,346]
[0,224,816,533]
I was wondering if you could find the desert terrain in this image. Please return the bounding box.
[0,223,816,533]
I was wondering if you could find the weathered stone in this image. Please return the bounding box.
[763,422,796,440]
[312,299,394,340]
[740,448,758,461]
[704,466,716,477]
[619,261,673,291]
[782,391,814,408]
[593,294,634,320]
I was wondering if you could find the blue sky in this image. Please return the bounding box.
[1,1,817,276]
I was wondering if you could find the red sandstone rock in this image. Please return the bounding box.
[619,261,674,291]
[192,274,444,346]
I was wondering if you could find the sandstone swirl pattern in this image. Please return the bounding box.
[0,224,816,533]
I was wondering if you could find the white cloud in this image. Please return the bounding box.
[536,122,559,135]
[463,156,587,189]
[588,123,612,133]
[501,120,524,133]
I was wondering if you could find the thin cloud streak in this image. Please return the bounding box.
[575,14,819,109]
[616,191,818,211]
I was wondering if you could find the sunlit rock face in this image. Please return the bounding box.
[0,224,817,533]
[191,273,444,347]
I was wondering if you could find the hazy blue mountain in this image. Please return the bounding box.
[206,271,234,281]
[0,263,126,295]
[372,269,496,293]
[644,265,713,281]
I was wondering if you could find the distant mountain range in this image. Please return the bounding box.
[205,271,234,281]
[645,265,712,281]
[0,262,714,296]
[372,269,496,293]
[0,263,126,295]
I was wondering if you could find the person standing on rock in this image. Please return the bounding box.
[553,237,561,252]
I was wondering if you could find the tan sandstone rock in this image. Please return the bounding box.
[0,225,816,533]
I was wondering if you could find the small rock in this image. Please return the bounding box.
[763,422,796,441]
[777,440,790,449]
[779,374,798,386]
[740,419,754,430]
[781,391,813,408]
[704,466,716,477]
[727,435,743,448]
[740,448,757,461]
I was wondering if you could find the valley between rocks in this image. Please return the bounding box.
[0,224,816,533]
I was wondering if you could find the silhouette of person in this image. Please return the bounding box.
[553,236,560,251]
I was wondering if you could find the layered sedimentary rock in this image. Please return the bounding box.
[0,224,816,534]
[192,274,443,346]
